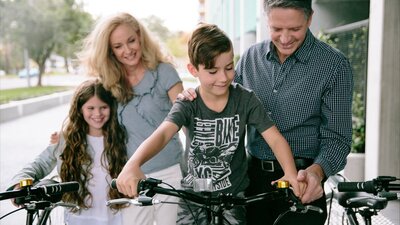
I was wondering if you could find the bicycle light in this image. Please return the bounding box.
[193,178,213,192]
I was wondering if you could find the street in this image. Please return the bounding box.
[0,104,69,224]
[0,74,89,90]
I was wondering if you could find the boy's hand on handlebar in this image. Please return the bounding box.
[274,174,304,198]
[176,88,197,101]
[116,165,146,198]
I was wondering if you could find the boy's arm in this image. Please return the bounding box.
[260,126,301,196]
[116,121,180,197]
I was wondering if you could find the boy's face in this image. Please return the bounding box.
[188,50,234,98]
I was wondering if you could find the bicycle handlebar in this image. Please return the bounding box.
[110,178,323,214]
[337,176,400,194]
[0,181,80,202]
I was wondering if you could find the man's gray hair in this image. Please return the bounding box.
[263,0,313,20]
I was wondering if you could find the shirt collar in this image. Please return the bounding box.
[265,29,315,63]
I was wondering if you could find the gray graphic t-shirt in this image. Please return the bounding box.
[166,83,274,195]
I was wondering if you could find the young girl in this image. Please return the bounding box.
[9,79,128,225]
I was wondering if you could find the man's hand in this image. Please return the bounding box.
[297,164,324,203]
[176,88,197,101]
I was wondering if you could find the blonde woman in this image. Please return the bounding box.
[77,12,184,225]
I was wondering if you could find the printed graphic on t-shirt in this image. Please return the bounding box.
[183,115,240,191]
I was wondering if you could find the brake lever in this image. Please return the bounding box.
[286,189,323,214]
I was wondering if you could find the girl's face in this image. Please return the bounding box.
[81,96,110,136]
[109,23,142,69]
[188,50,235,99]
[267,8,312,62]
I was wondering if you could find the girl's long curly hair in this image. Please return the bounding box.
[59,79,127,210]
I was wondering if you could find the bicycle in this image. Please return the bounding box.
[0,178,79,225]
[324,174,400,225]
[108,177,323,225]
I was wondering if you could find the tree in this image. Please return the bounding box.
[0,0,92,86]
[55,0,92,74]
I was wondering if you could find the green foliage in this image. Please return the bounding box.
[0,0,93,85]
[0,86,72,104]
[318,26,368,153]
[166,33,188,58]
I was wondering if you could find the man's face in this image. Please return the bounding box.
[267,8,312,62]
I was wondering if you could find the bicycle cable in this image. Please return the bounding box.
[0,207,25,220]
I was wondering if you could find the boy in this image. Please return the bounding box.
[116,23,301,224]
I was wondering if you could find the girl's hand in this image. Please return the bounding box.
[49,132,60,144]
[10,184,22,207]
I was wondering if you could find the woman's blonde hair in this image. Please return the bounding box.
[77,12,170,104]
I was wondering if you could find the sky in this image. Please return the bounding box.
[80,0,200,32]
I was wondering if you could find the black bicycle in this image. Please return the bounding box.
[325,174,400,225]
[0,178,79,225]
[108,178,323,225]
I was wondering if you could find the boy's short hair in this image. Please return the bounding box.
[188,23,233,70]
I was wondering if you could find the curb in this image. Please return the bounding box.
[0,91,73,123]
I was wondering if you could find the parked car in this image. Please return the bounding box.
[18,68,39,78]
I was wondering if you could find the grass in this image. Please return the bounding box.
[0,86,73,104]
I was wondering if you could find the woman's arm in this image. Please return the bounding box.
[167,82,184,103]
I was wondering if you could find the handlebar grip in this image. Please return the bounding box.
[37,181,79,195]
[338,181,376,193]
[378,192,399,200]
[110,178,162,192]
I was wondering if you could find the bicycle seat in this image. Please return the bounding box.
[335,192,388,210]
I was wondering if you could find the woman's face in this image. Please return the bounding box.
[81,96,110,137]
[109,23,142,68]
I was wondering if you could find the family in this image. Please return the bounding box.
[8,0,353,224]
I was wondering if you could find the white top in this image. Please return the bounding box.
[64,135,122,225]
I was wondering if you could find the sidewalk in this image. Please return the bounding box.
[0,90,74,123]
